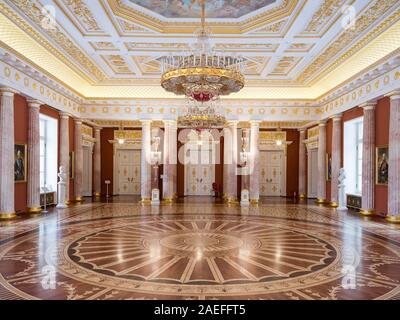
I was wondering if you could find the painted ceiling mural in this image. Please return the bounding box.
[129,0,277,19]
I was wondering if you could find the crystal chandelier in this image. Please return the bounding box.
[160,0,245,129]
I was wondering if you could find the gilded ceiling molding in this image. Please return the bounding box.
[298,0,400,84]
[107,0,297,34]
[1,0,106,82]
[302,0,348,34]
[58,0,104,33]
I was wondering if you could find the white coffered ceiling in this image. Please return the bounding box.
[1,0,400,99]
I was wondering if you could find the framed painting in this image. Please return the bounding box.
[376,146,388,185]
[14,143,27,183]
[69,151,75,179]
[326,153,332,181]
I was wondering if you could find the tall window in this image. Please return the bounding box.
[39,115,58,192]
[355,121,363,194]
[344,117,363,195]
[39,118,47,188]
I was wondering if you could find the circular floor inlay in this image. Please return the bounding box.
[67,218,337,286]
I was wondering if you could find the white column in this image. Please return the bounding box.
[386,92,400,222]
[0,88,17,219]
[249,121,260,203]
[141,120,152,203]
[330,114,342,207]
[59,112,70,204]
[26,100,42,213]
[316,121,327,203]
[227,121,238,203]
[223,126,230,200]
[298,129,307,198]
[163,120,177,202]
[93,127,101,197]
[360,103,376,215]
[74,119,83,202]
[170,121,178,199]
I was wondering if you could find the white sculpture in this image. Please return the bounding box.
[337,168,347,211]
[56,166,68,209]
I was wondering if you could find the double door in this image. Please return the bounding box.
[259,150,283,196]
[185,148,214,196]
[116,149,141,195]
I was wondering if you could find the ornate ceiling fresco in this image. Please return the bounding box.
[129,0,277,19]
[0,0,400,100]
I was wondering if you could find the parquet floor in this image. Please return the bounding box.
[0,197,399,300]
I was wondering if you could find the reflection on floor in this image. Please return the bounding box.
[0,196,399,300]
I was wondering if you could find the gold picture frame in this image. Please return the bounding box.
[326,153,332,181]
[376,145,388,185]
[14,143,27,183]
[69,151,75,179]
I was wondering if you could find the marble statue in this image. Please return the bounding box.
[337,168,347,211]
[56,166,68,209]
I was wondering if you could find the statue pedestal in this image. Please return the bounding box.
[56,181,67,209]
[240,189,250,207]
[151,188,160,206]
[337,168,347,211]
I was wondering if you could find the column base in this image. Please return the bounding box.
[140,198,151,205]
[329,202,338,208]
[27,207,42,214]
[250,199,259,205]
[359,209,375,216]
[0,212,16,220]
[298,194,307,199]
[162,198,174,204]
[75,196,83,202]
[65,200,72,205]
[94,192,101,198]
[385,215,400,223]
[315,198,326,204]
[227,198,239,205]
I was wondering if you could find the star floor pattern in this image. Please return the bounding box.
[0,201,399,300]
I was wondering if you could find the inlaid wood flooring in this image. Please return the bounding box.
[0,199,399,300]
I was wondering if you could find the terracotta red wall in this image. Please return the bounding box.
[14,94,28,213]
[285,129,300,197]
[68,117,75,200]
[340,102,389,215]
[326,119,333,201]
[375,97,390,215]
[101,128,115,195]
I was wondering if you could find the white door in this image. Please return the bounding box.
[308,148,318,198]
[260,151,283,196]
[82,146,92,197]
[185,147,214,196]
[117,149,141,195]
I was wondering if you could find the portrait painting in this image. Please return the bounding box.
[376,146,388,185]
[326,154,332,181]
[69,151,75,179]
[14,144,27,182]
[130,0,276,19]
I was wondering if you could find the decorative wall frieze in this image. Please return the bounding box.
[317,53,400,119]
[0,49,82,116]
